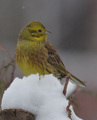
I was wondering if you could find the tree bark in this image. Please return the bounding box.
[0,109,35,120]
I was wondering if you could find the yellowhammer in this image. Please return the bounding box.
[16,21,86,87]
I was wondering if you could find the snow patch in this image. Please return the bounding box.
[1,74,83,120]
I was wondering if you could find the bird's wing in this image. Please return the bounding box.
[44,41,86,87]
[44,41,67,75]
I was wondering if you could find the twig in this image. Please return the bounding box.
[4,58,16,88]
[66,96,72,120]
[10,58,16,82]
[0,62,5,78]
[63,76,70,96]
[0,43,12,60]
[0,44,16,88]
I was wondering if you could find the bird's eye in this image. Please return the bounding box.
[38,29,42,32]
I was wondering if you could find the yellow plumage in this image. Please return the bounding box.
[16,41,55,76]
[16,21,86,87]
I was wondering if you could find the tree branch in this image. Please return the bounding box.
[0,109,35,120]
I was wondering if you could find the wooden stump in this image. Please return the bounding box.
[0,109,35,120]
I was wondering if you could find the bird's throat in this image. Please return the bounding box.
[17,40,45,53]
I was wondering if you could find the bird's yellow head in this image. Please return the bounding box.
[18,21,48,45]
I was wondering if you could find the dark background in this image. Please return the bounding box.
[0,0,97,120]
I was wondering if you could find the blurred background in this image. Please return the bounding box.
[0,0,97,120]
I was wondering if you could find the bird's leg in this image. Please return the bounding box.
[63,76,70,96]
[39,75,41,80]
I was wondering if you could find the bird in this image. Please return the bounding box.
[16,21,86,87]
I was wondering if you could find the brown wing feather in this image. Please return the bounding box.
[44,41,67,77]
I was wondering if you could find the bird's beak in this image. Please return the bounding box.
[45,30,52,35]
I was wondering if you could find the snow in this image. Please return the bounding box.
[1,74,83,120]
[66,81,77,98]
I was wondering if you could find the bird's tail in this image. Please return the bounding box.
[52,64,86,87]
[67,71,86,87]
